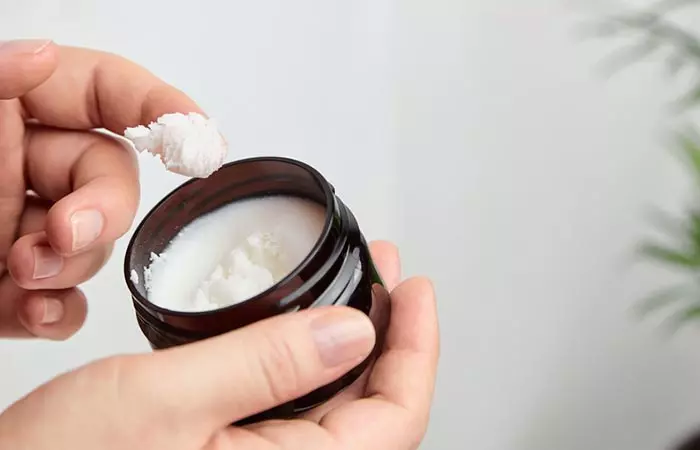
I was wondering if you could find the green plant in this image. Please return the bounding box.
[592,0,700,330]
[594,0,700,107]
[634,130,700,330]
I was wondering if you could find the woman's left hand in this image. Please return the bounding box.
[0,241,440,450]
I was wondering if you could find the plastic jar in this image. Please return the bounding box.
[123,156,385,425]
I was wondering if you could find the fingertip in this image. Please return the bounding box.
[368,240,401,290]
[17,289,87,341]
[46,201,108,256]
[9,230,111,291]
[31,40,59,66]
[316,304,377,333]
[392,276,435,302]
[369,240,399,261]
[391,276,437,331]
[44,203,74,256]
[19,296,61,326]
[0,39,58,99]
[386,276,439,356]
[45,178,135,256]
[139,83,206,127]
[6,233,45,287]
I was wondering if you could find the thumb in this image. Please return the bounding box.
[0,39,58,99]
[126,306,376,429]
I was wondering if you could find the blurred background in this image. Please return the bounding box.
[3,0,700,449]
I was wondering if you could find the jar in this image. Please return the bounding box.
[123,156,385,425]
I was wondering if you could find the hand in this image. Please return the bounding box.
[0,241,440,449]
[0,39,203,340]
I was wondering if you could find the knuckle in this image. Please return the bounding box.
[74,355,154,445]
[255,332,304,405]
[87,355,133,400]
[82,354,145,423]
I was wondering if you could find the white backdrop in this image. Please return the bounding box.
[3,1,700,449]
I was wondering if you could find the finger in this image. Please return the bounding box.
[0,39,58,98]
[0,198,86,340]
[321,277,439,448]
[299,252,394,423]
[0,102,26,273]
[0,274,87,341]
[369,240,401,291]
[21,45,204,132]
[0,194,51,278]
[16,194,51,235]
[24,126,139,255]
[365,278,439,409]
[116,306,375,432]
[300,285,391,422]
[7,231,112,290]
[16,288,87,340]
[0,40,57,271]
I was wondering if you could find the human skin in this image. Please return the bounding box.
[0,40,440,450]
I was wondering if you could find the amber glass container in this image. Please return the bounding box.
[123,157,384,424]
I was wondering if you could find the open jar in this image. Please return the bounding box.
[123,156,385,424]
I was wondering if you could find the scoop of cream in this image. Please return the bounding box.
[192,232,288,311]
[124,112,227,178]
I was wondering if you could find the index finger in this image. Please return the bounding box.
[320,277,439,448]
[365,277,439,410]
[21,45,203,133]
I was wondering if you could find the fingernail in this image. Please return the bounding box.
[70,209,104,252]
[33,246,63,280]
[40,298,64,324]
[0,39,52,56]
[311,310,375,367]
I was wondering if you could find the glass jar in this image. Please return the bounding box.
[123,156,385,424]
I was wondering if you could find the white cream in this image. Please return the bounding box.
[145,196,326,312]
[124,112,227,178]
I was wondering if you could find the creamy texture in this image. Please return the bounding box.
[145,196,326,312]
[192,232,284,310]
[124,112,227,178]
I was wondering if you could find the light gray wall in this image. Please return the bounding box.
[2,1,700,449]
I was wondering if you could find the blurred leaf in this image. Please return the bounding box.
[675,84,700,110]
[649,20,700,61]
[600,11,700,67]
[650,0,700,15]
[595,0,700,333]
[638,242,700,267]
[664,305,700,333]
[689,211,700,251]
[635,284,694,317]
[600,39,661,75]
[644,207,686,239]
[607,12,661,33]
[677,130,700,178]
[578,19,624,39]
[665,52,688,76]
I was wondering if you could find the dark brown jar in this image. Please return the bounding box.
[123,157,384,425]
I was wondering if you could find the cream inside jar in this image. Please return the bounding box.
[138,196,326,312]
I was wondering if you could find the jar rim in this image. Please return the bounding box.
[123,156,336,318]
